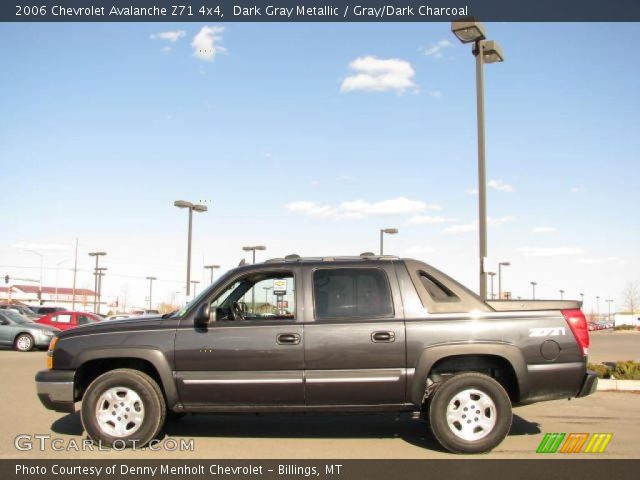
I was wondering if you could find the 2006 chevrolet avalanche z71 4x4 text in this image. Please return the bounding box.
[36,255,597,453]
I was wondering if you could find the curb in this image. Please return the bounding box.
[597,379,640,392]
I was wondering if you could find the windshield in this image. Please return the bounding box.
[2,310,33,324]
[176,286,212,317]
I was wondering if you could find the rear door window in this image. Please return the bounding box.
[313,268,394,320]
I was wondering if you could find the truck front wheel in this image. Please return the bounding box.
[81,368,166,448]
[428,372,512,454]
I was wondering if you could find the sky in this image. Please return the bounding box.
[0,22,639,313]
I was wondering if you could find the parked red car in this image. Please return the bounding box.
[36,311,101,331]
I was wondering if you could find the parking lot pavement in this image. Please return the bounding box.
[1,350,639,459]
[589,330,640,363]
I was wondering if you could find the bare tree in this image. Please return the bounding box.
[622,281,639,314]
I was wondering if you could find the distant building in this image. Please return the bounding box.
[613,313,640,327]
[0,284,97,310]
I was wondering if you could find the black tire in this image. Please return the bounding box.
[428,372,512,454]
[81,368,166,448]
[14,333,34,352]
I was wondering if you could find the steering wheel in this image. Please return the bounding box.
[231,302,244,321]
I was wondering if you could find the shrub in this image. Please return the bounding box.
[588,361,640,380]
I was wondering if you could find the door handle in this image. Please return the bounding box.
[277,333,301,345]
[372,331,395,343]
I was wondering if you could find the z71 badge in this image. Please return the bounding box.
[529,327,567,337]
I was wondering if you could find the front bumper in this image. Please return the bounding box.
[35,370,76,413]
[576,370,598,397]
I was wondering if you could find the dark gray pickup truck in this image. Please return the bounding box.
[36,255,596,453]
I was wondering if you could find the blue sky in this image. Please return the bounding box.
[0,22,639,312]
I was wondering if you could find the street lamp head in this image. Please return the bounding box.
[382,228,399,234]
[488,272,496,276]
[146,276,157,280]
[481,40,505,64]
[451,20,486,44]
[88,251,107,257]
[204,265,220,269]
[243,245,266,251]
[173,200,193,209]
[192,204,208,213]
[499,261,510,267]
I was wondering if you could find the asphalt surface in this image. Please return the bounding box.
[588,330,640,363]
[1,344,638,459]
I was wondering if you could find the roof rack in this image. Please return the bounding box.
[261,254,399,264]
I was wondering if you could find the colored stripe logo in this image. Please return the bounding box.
[536,433,612,454]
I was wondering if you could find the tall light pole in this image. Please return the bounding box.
[487,272,496,299]
[559,289,565,300]
[174,200,208,297]
[204,264,220,284]
[190,280,200,296]
[263,286,273,312]
[580,292,584,305]
[452,21,504,300]
[242,245,266,264]
[95,267,107,314]
[498,261,510,300]
[243,246,266,313]
[596,296,600,321]
[379,228,399,255]
[530,281,537,300]
[606,299,613,323]
[146,276,157,310]
[88,251,106,313]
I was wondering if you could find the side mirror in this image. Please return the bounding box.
[194,302,211,327]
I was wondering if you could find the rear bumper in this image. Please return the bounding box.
[35,370,76,413]
[576,370,598,398]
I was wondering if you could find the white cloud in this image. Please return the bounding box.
[191,26,226,61]
[341,56,416,94]
[443,216,515,234]
[12,242,69,251]
[532,226,557,234]
[150,30,186,42]
[286,197,441,220]
[406,246,436,255]
[578,256,620,265]
[429,90,443,99]
[161,46,172,54]
[407,215,456,225]
[310,180,320,187]
[466,188,478,196]
[424,39,454,59]
[285,201,337,219]
[518,246,584,257]
[488,179,514,192]
[570,186,584,193]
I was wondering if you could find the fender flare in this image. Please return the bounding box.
[72,347,179,407]
[410,342,529,405]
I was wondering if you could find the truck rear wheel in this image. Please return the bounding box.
[427,372,512,454]
[81,368,166,448]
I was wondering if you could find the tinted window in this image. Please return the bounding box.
[77,315,95,325]
[313,268,393,320]
[418,271,459,302]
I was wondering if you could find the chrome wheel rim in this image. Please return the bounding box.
[16,335,32,351]
[446,388,497,441]
[95,387,145,438]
